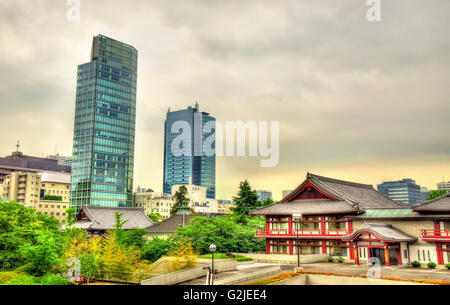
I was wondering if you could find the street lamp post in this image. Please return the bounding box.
[293,214,302,271]
[209,244,217,285]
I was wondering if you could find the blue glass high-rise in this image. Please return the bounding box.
[70,35,137,211]
[163,104,216,199]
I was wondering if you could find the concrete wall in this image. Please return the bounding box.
[141,259,237,285]
[236,253,328,264]
[215,266,281,285]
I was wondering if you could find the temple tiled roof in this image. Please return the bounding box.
[414,194,450,213]
[250,173,403,216]
[250,199,360,216]
[72,206,155,231]
[146,213,196,234]
[343,223,417,242]
[304,173,403,209]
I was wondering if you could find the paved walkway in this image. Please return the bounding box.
[299,263,450,281]
[178,265,277,285]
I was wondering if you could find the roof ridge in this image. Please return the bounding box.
[308,173,373,189]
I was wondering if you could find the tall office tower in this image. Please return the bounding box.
[70,35,138,212]
[377,178,423,206]
[163,104,216,199]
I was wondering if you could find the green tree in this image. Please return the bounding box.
[147,212,164,223]
[65,207,77,227]
[19,230,64,277]
[231,180,261,217]
[0,201,60,270]
[141,237,175,263]
[121,228,148,248]
[173,215,265,254]
[170,185,194,216]
[427,190,449,201]
[261,198,275,206]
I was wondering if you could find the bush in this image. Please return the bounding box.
[141,237,175,263]
[446,264,450,270]
[39,274,76,285]
[328,257,335,263]
[337,257,345,263]
[411,261,421,268]
[427,262,437,269]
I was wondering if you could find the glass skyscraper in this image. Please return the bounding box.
[163,104,216,199]
[70,35,138,211]
[377,179,423,206]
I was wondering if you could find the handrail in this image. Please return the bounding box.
[255,228,349,236]
[420,229,450,238]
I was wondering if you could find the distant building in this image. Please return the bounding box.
[163,104,216,199]
[2,172,41,207]
[37,172,72,222]
[377,179,424,206]
[46,154,72,167]
[217,200,235,214]
[171,182,218,214]
[0,145,71,184]
[437,181,450,191]
[133,190,174,219]
[256,190,273,202]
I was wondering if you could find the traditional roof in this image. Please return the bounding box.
[147,213,195,234]
[250,199,360,216]
[250,173,403,216]
[72,206,155,231]
[342,223,417,242]
[347,208,450,220]
[414,194,450,213]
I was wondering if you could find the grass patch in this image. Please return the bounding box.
[199,253,253,262]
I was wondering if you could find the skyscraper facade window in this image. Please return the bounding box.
[163,104,216,199]
[70,35,138,212]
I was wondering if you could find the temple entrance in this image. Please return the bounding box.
[389,248,399,265]
[369,248,385,265]
[369,248,399,266]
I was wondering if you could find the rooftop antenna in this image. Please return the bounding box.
[195,102,199,111]
[16,140,20,153]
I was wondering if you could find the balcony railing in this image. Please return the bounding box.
[420,229,450,240]
[256,228,349,237]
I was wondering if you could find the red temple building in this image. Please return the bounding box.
[250,173,450,267]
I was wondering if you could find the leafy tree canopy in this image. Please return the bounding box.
[147,212,164,223]
[173,215,265,255]
[231,180,261,217]
[0,201,60,271]
[427,190,449,201]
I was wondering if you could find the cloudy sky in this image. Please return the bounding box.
[0,0,449,200]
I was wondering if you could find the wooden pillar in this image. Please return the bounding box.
[321,240,327,254]
[265,216,270,234]
[349,242,354,259]
[354,244,359,266]
[436,243,444,265]
[384,245,390,267]
[348,220,353,234]
[397,245,402,266]
[289,240,294,255]
[288,216,293,235]
[320,216,326,234]
[266,239,270,254]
